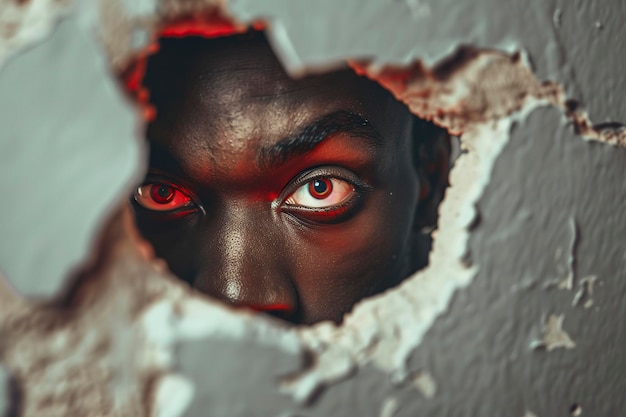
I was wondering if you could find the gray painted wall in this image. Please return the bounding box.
[0,1,624,416]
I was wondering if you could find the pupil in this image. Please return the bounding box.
[309,178,332,199]
[151,184,174,204]
[313,180,327,194]
[156,186,170,198]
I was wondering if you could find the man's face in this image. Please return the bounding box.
[135,35,429,325]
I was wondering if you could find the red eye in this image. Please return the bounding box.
[134,183,194,212]
[308,179,333,199]
[150,184,175,204]
[285,177,355,209]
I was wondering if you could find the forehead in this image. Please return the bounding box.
[143,33,408,127]
[142,34,411,178]
[145,34,385,103]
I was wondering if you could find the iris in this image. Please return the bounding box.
[309,178,332,199]
[150,184,175,204]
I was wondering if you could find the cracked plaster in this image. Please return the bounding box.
[0,0,625,416]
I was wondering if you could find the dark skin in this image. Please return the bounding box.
[133,34,450,325]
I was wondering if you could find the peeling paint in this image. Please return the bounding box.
[379,397,399,417]
[572,276,598,309]
[280,341,355,405]
[552,8,562,27]
[411,371,437,399]
[572,115,626,148]
[350,49,561,135]
[558,217,578,291]
[531,314,576,352]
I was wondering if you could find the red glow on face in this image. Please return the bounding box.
[302,204,354,221]
[246,303,294,313]
[135,183,194,212]
[265,190,280,201]
[160,17,240,38]
[121,42,160,121]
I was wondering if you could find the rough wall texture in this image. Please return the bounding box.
[405,107,626,416]
[0,1,624,417]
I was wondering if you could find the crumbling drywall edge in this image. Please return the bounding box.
[87,210,306,416]
[566,109,626,148]
[286,99,552,403]
[0,208,305,417]
[278,47,567,402]
[99,0,238,72]
[91,3,617,405]
[139,293,305,417]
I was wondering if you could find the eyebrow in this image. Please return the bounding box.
[258,110,383,168]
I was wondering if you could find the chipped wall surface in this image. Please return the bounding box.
[0,1,625,417]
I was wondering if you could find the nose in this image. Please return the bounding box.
[192,204,299,322]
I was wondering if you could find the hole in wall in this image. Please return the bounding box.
[118,28,453,326]
[4,2,624,416]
